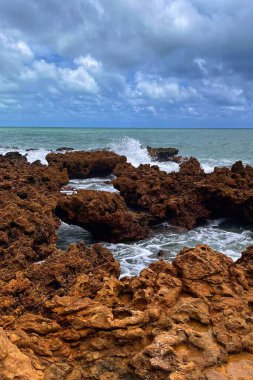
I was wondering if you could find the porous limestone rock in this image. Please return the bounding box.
[46,150,127,178]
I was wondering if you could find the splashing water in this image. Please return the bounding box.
[109,136,179,172]
[57,219,253,278]
[0,136,241,173]
[109,137,152,166]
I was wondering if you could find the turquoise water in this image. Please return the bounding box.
[1,127,252,276]
[0,128,252,170]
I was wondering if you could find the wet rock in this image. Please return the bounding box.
[231,160,246,175]
[56,147,74,152]
[147,146,179,161]
[46,150,127,179]
[56,190,149,242]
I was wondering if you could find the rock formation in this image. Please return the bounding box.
[0,150,252,379]
[113,158,209,229]
[56,147,74,151]
[113,158,253,229]
[46,150,127,178]
[147,146,179,161]
[56,190,149,242]
[1,241,253,379]
[197,161,253,224]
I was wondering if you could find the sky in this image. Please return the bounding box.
[0,0,253,128]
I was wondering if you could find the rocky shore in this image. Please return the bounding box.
[0,149,252,379]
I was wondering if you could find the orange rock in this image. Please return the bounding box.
[56,190,149,242]
[46,150,127,178]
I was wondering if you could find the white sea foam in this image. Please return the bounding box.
[109,137,179,173]
[110,137,152,166]
[57,218,253,278]
[25,148,50,164]
[61,176,118,194]
[0,147,50,165]
[200,159,234,173]
[104,220,253,277]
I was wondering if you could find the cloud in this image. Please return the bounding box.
[134,76,198,102]
[0,0,253,125]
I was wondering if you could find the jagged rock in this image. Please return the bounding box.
[147,146,179,161]
[113,158,208,229]
[197,161,253,223]
[46,150,127,178]
[0,328,43,380]
[0,152,68,192]
[113,158,253,229]
[231,160,246,175]
[0,242,120,316]
[5,151,26,161]
[56,190,149,242]
[1,244,253,379]
[0,151,252,379]
[179,156,204,176]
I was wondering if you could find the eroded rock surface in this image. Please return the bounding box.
[1,244,253,380]
[56,190,149,242]
[147,146,179,161]
[197,161,253,224]
[113,158,253,230]
[0,151,252,379]
[113,158,208,229]
[46,150,127,179]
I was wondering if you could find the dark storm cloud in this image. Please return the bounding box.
[0,0,253,125]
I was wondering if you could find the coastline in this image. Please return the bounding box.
[0,148,252,379]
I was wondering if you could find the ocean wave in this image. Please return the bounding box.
[104,219,253,277]
[57,218,253,278]
[0,147,50,165]
[109,136,180,172]
[61,176,118,194]
[0,138,249,175]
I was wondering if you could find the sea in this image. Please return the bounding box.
[1,127,253,277]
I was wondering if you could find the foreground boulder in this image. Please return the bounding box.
[56,190,149,242]
[1,244,253,379]
[46,150,127,178]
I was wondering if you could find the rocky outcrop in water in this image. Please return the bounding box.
[56,147,74,152]
[46,150,127,178]
[113,157,209,229]
[113,158,253,229]
[56,190,149,242]
[147,146,179,161]
[197,161,253,224]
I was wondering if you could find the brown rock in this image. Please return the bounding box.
[0,150,252,379]
[56,190,149,242]
[113,158,208,229]
[197,161,253,223]
[147,146,179,161]
[46,150,127,178]
[0,327,43,379]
